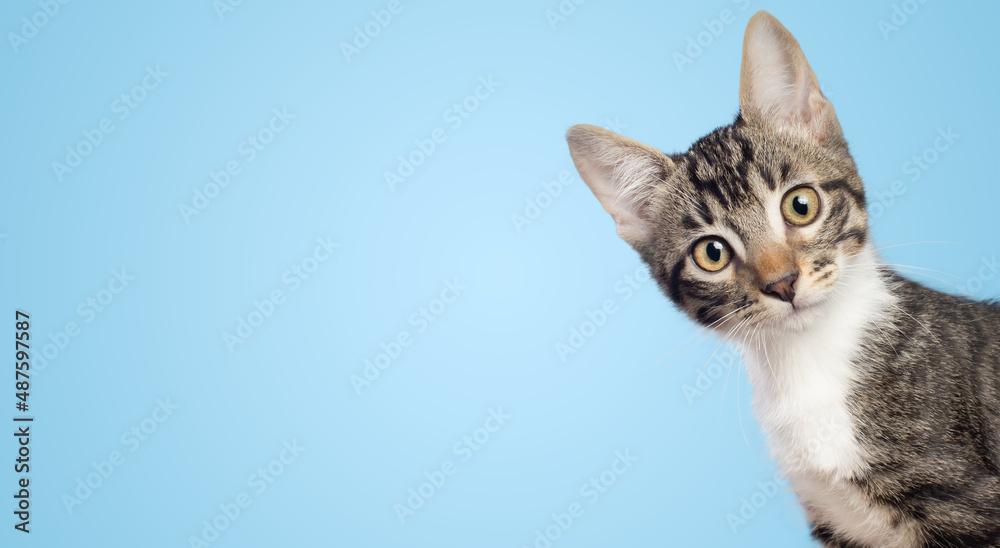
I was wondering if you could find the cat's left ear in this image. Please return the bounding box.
[739,11,842,144]
[566,125,672,248]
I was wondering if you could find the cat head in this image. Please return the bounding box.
[567,11,869,333]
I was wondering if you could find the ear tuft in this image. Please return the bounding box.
[565,125,671,247]
[739,11,840,143]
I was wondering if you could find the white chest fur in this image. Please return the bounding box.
[737,249,919,546]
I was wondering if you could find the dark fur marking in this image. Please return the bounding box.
[696,198,715,225]
[821,178,866,209]
[760,164,776,190]
[812,258,833,273]
[665,257,687,303]
[833,227,867,246]
[681,214,700,231]
[780,162,791,183]
[811,524,867,548]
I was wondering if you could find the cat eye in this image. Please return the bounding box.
[781,186,821,226]
[692,237,732,272]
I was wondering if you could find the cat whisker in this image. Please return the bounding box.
[656,316,742,378]
[640,304,750,377]
[839,260,964,291]
[886,267,964,291]
[738,323,767,448]
[760,326,780,389]
[885,301,939,344]
[841,241,960,263]
[870,320,900,360]
[701,316,753,373]
[720,316,756,414]
[737,328,756,452]
[700,324,743,373]
[880,263,965,280]
[717,318,751,414]
[869,240,960,254]
[880,313,917,346]
[700,339,729,373]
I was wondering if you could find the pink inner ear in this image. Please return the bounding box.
[805,90,830,143]
[740,14,838,143]
[747,45,792,107]
[751,47,807,124]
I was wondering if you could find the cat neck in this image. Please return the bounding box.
[734,243,893,477]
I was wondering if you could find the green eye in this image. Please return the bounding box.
[781,186,820,226]
[692,237,732,272]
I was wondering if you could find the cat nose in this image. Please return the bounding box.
[761,271,799,303]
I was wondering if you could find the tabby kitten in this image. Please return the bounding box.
[566,11,1000,547]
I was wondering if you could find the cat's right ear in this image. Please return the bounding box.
[739,11,842,144]
[566,124,672,248]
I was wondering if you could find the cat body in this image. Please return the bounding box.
[754,257,1000,546]
[566,11,1000,546]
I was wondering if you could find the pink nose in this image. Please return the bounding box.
[761,271,798,303]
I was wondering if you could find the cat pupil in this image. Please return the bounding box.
[706,242,722,262]
[793,196,809,216]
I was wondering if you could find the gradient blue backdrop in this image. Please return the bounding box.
[3,1,999,547]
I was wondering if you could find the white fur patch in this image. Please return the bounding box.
[738,245,920,546]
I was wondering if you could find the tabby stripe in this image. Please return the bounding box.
[666,257,687,303]
[821,178,866,209]
[832,227,867,246]
[695,196,715,225]
[760,164,776,190]
[685,155,730,208]
[811,524,866,548]
[780,162,791,183]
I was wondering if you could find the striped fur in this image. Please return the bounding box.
[567,11,1000,547]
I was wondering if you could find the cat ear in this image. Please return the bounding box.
[739,11,841,143]
[566,124,672,247]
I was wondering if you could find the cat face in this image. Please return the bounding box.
[567,12,869,334]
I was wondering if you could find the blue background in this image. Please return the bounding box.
[3,1,998,546]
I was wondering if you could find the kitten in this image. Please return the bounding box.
[566,11,1000,547]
